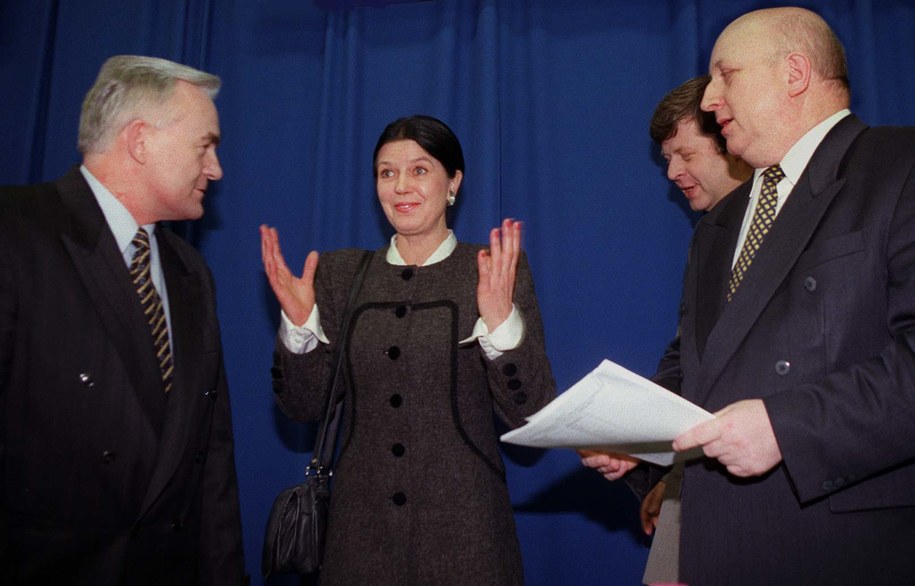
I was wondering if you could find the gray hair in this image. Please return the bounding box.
[78,55,221,154]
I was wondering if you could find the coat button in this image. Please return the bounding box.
[775,360,790,375]
[171,518,184,532]
[821,479,834,491]
[204,389,218,398]
[101,450,117,464]
[804,276,817,292]
[394,305,408,318]
[385,346,401,360]
[392,492,407,506]
[392,443,405,457]
[502,363,518,377]
[390,393,403,408]
[194,451,205,463]
[79,373,95,387]
[401,268,414,281]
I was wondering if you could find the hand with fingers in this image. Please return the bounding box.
[640,480,665,536]
[477,218,522,331]
[673,398,782,478]
[578,448,641,481]
[260,224,320,326]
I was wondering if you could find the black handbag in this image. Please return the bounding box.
[262,250,372,578]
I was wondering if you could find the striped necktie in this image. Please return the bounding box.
[727,165,785,301]
[130,228,174,393]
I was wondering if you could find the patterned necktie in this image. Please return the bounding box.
[130,228,173,393]
[727,164,785,301]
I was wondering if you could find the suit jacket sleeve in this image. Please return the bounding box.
[485,251,556,428]
[763,127,915,506]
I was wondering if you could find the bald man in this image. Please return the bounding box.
[657,7,915,584]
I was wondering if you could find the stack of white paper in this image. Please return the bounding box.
[500,359,713,465]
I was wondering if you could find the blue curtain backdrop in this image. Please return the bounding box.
[3,0,915,583]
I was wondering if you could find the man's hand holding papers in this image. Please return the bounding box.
[500,359,713,466]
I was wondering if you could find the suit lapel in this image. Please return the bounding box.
[692,184,750,358]
[692,116,868,404]
[56,169,167,430]
[138,228,203,515]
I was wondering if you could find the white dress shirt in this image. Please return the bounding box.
[732,109,851,267]
[80,165,173,345]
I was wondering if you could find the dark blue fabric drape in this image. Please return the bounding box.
[3,1,914,583]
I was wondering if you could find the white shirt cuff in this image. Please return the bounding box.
[459,305,524,360]
[279,304,330,354]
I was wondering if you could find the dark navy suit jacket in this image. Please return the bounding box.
[0,168,244,585]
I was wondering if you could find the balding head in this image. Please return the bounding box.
[733,7,848,93]
[701,7,850,167]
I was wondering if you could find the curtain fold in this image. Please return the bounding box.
[3,2,914,584]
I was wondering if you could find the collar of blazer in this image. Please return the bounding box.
[689,115,869,405]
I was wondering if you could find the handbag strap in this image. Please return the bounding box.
[309,249,373,472]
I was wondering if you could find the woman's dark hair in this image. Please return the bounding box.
[372,115,465,178]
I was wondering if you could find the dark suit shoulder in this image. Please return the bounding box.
[835,124,915,185]
[0,180,62,217]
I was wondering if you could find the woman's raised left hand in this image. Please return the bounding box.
[477,218,521,331]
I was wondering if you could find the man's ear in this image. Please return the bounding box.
[123,119,149,164]
[785,52,811,98]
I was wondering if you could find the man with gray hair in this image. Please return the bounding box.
[0,55,244,585]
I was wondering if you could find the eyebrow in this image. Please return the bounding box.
[204,132,221,146]
[376,156,434,167]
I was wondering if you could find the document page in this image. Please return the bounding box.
[500,359,713,465]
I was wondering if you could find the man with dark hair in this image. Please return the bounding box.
[650,75,751,212]
[582,76,751,585]
[0,55,244,585]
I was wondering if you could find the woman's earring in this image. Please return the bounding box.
[447,191,456,206]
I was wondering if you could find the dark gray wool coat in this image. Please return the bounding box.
[272,242,556,585]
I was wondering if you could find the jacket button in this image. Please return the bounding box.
[79,373,95,387]
[194,451,205,463]
[101,450,117,464]
[171,518,184,531]
[821,479,834,491]
[394,305,408,318]
[392,443,405,457]
[804,276,817,292]
[775,360,790,375]
[401,268,414,281]
[385,346,401,360]
[392,492,407,506]
[389,393,403,408]
[204,389,218,399]
[502,363,518,377]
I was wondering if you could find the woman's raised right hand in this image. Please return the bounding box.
[260,225,319,326]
